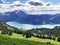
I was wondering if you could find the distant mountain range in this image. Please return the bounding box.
[0,10,60,25]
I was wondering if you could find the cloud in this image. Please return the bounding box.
[28,1,43,6]
[26,0,52,6]
[0,1,24,13]
[12,1,24,7]
[0,0,60,14]
[23,0,60,14]
[26,0,45,6]
[22,5,60,14]
[13,1,22,5]
[45,2,52,6]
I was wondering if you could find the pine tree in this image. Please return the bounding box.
[26,30,32,38]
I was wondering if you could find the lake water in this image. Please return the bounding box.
[6,22,60,30]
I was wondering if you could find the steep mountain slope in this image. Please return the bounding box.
[0,10,60,25]
[0,10,27,22]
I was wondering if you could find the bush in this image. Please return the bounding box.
[15,30,22,34]
[52,36,56,40]
[13,43,16,45]
[8,30,12,35]
[40,34,43,38]
[57,36,60,42]
[1,30,8,34]
[47,42,51,44]
[22,31,27,37]
[35,34,40,38]
[41,35,48,39]
[42,35,45,39]
[47,35,52,39]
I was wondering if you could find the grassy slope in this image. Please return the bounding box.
[0,33,60,45]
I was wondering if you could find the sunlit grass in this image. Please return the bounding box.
[0,33,60,45]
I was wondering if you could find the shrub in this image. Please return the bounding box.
[13,43,16,45]
[47,35,52,39]
[42,35,45,39]
[40,34,43,38]
[8,30,12,35]
[47,42,51,44]
[52,36,56,40]
[57,36,60,42]
[35,34,40,38]
[1,30,8,34]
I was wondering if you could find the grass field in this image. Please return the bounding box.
[0,33,60,45]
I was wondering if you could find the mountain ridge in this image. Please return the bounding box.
[0,10,60,25]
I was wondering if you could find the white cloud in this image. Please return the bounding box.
[22,5,60,14]
[22,0,60,14]
[0,1,24,13]
[0,0,60,14]
[13,1,22,5]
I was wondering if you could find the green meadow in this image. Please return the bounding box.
[0,33,60,45]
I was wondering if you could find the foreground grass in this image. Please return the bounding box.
[0,33,60,45]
